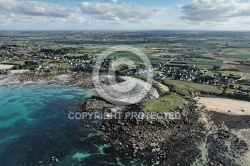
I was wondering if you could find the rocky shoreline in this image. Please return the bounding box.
[1,72,250,165]
[0,71,125,88]
[73,98,250,165]
[94,100,205,165]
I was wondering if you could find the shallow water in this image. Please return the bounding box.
[0,85,112,165]
[0,84,164,166]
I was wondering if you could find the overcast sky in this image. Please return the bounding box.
[1,0,250,30]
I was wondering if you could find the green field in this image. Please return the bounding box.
[109,52,169,65]
[142,93,183,112]
[162,79,234,96]
[171,59,223,68]
[221,49,250,60]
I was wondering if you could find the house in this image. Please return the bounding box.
[236,90,249,96]
[237,79,250,85]
[229,84,236,89]
[210,80,216,85]
[233,74,243,79]
[154,73,165,80]
[219,72,225,77]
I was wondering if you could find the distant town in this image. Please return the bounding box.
[1,31,250,99]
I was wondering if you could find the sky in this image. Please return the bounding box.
[1,0,250,30]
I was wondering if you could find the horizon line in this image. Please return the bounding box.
[1,29,250,32]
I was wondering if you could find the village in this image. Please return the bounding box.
[1,31,250,100]
[1,47,250,98]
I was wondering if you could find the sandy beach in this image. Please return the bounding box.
[196,97,250,115]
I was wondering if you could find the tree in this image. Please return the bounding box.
[12,64,22,70]
[212,65,221,71]
[222,85,228,94]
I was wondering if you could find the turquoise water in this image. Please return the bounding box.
[0,85,153,166]
[0,85,109,165]
[0,85,90,129]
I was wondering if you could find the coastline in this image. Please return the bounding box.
[1,72,250,165]
[0,72,160,103]
[0,72,92,88]
[79,98,250,165]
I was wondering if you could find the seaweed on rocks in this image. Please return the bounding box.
[73,98,250,165]
[88,100,207,165]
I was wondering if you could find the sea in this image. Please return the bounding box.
[0,84,130,166]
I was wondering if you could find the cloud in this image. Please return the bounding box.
[0,0,17,11]
[180,0,250,21]
[0,0,77,18]
[80,2,166,22]
[0,0,169,30]
[0,13,90,30]
[108,0,117,2]
[0,0,168,30]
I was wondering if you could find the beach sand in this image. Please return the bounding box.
[196,97,250,115]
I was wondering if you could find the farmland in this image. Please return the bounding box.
[221,49,250,60]
[162,79,235,96]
